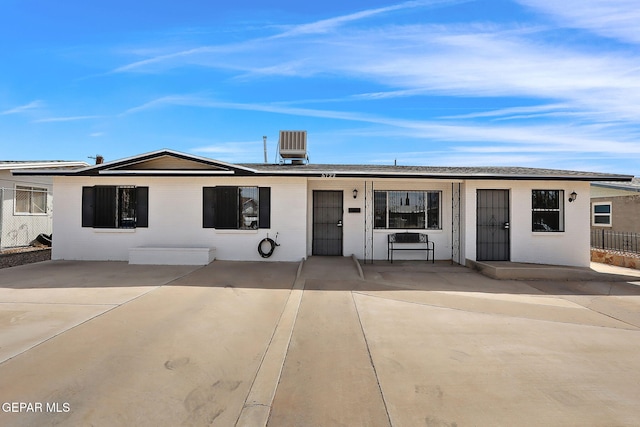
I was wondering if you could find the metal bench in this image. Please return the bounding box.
[387,232,435,263]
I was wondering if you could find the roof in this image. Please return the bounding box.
[591,177,640,192]
[0,160,89,171]
[239,163,633,181]
[12,149,634,182]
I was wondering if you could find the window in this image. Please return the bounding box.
[82,186,148,228]
[203,186,271,229]
[374,190,441,229]
[592,202,612,226]
[532,190,564,232]
[15,185,48,214]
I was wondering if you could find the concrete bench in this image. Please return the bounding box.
[128,246,216,265]
[387,232,434,263]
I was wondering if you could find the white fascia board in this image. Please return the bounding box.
[97,170,236,175]
[75,149,258,175]
[253,169,630,181]
[4,161,89,170]
[114,150,259,174]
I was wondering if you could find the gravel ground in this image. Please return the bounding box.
[0,247,51,269]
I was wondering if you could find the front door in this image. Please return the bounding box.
[313,191,343,256]
[476,189,510,261]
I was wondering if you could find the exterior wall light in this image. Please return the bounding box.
[353,189,358,199]
[568,191,578,202]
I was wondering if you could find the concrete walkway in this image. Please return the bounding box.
[268,257,390,426]
[470,259,640,281]
[1,258,639,426]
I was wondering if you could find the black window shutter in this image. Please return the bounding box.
[136,187,149,228]
[203,187,216,228]
[259,187,271,229]
[81,187,95,227]
[214,187,238,229]
[94,186,117,228]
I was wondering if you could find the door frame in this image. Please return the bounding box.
[312,190,344,256]
[476,189,511,261]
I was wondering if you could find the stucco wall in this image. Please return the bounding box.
[53,175,592,267]
[591,195,640,233]
[305,179,365,259]
[306,178,455,261]
[464,180,591,267]
[1,172,54,248]
[369,179,454,261]
[52,176,307,262]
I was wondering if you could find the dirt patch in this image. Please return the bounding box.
[0,247,52,269]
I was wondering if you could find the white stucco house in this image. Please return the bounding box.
[1,160,88,248]
[16,147,632,267]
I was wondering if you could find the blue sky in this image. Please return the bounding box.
[1,0,639,174]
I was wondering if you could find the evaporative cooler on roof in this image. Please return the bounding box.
[279,130,308,164]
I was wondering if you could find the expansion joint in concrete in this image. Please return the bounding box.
[350,291,393,427]
[235,276,305,427]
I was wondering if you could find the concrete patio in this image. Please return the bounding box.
[1,258,639,426]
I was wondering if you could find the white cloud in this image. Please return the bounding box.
[270,0,463,38]
[191,141,261,154]
[125,95,640,158]
[105,1,640,173]
[112,46,225,73]
[516,0,640,44]
[115,17,640,129]
[189,141,267,162]
[1,100,43,115]
[439,104,570,120]
[330,26,640,99]
[34,115,104,123]
[124,95,375,122]
[110,0,466,74]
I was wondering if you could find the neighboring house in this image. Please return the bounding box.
[1,161,88,248]
[16,148,632,267]
[590,177,640,233]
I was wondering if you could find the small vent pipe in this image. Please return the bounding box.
[263,136,268,163]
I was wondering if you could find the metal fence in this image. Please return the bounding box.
[0,187,53,249]
[591,229,640,255]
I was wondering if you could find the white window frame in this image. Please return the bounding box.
[591,202,612,227]
[374,190,442,230]
[531,189,564,232]
[14,185,48,215]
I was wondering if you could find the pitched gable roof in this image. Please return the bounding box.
[14,149,258,176]
[239,163,633,181]
[12,149,633,182]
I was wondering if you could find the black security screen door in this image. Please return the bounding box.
[476,189,510,261]
[313,191,343,256]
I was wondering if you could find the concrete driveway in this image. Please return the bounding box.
[1,258,639,426]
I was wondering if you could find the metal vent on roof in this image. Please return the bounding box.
[279,130,308,165]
